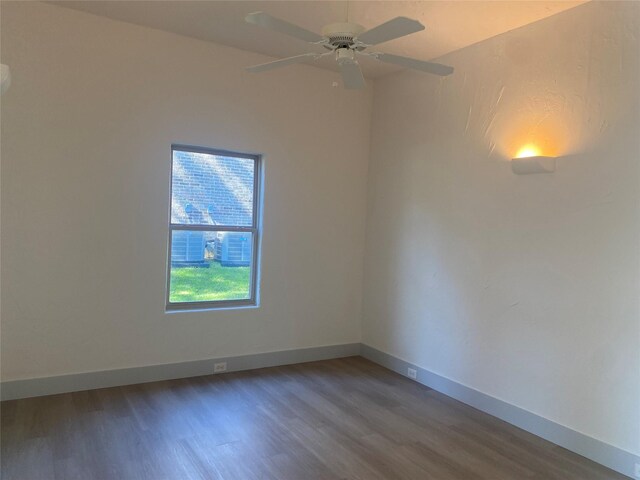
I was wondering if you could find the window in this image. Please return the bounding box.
[167,145,261,310]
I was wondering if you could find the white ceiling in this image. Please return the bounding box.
[51,1,586,78]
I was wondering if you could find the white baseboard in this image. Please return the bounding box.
[360,343,638,479]
[0,343,360,401]
[1,342,636,478]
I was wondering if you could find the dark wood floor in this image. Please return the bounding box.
[1,356,625,479]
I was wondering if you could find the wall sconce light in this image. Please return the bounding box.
[511,145,556,175]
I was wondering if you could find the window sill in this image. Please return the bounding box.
[165,302,259,314]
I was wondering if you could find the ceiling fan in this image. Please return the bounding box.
[244,12,454,89]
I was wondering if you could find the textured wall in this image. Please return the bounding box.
[0,2,371,380]
[363,1,639,455]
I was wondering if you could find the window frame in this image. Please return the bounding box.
[166,144,262,311]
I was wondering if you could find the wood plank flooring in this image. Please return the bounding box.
[1,356,626,479]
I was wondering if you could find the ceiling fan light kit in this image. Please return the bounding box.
[336,48,356,64]
[244,12,454,90]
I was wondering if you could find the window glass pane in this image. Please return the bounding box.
[169,230,253,303]
[171,150,255,226]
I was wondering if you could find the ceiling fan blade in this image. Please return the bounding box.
[340,61,365,90]
[375,53,454,76]
[356,17,424,46]
[245,11,324,43]
[246,53,319,73]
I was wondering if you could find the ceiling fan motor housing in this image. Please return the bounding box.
[321,22,365,50]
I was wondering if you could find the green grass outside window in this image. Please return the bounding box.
[169,262,250,303]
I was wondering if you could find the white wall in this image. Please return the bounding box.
[2,0,638,460]
[0,2,372,380]
[363,1,639,456]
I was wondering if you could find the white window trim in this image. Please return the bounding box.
[166,144,262,311]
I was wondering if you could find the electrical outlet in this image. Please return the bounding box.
[214,362,227,373]
[634,462,640,479]
[407,368,417,380]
